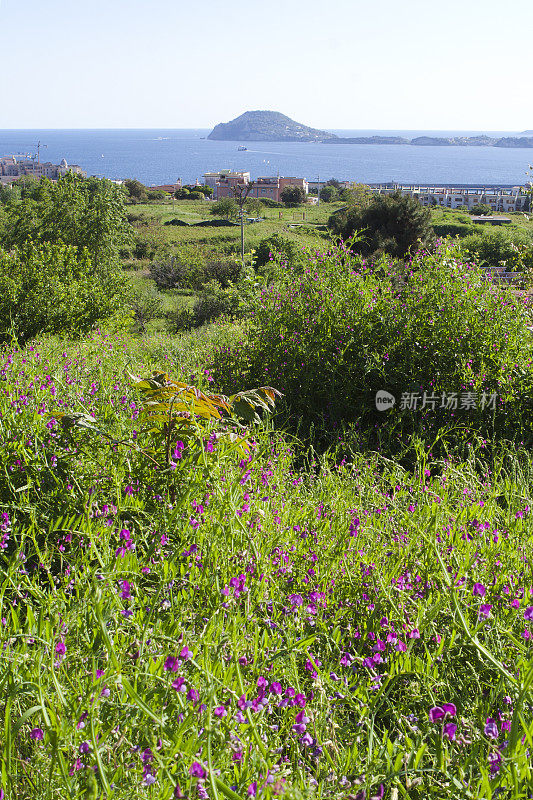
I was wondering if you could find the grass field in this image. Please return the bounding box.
[127,199,337,261]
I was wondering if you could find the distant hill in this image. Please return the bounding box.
[207,110,337,142]
[322,135,409,145]
[328,134,533,148]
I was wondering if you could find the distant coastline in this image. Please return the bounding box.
[325,134,533,148]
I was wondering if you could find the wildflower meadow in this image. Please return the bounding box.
[3,194,533,799]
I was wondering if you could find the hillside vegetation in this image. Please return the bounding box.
[3,176,533,799]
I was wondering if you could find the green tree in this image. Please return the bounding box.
[3,174,133,270]
[0,240,128,343]
[244,197,263,216]
[280,185,306,206]
[210,198,239,220]
[328,190,436,259]
[319,185,338,202]
[124,179,148,202]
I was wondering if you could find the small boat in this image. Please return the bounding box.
[237,145,248,151]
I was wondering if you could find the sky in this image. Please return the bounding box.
[0,0,532,131]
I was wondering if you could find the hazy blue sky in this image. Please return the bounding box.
[0,0,531,130]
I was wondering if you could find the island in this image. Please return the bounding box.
[207,110,337,142]
[325,134,533,147]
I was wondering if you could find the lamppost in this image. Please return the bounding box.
[233,181,255,266]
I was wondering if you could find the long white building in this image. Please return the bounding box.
[367,182,530,212]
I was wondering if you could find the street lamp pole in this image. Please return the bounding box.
[233,181,254,267]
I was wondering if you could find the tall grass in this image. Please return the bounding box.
[2,329,533,798]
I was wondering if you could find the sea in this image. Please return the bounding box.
[0,129,532,187]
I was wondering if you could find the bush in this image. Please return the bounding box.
[203,259,244,288]
[458,228,533,271]
[124,179,148,202]
[210,198,238,220]
[280,185,306,206]
[258,197,283,208]
[149,252,205,291]
[469,203,492,216]
[319,185,338,202]
[211,242,533,453]
[328,190,436,259]
[255,234,301,268]
[0,240,127,343]
[128,282,164,331]
[433,222,474,238]
[146,189,167,201]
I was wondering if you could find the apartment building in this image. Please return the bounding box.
[0,155,86,183]
[368,182,530,213]
[204,170,308,202]
[202,170,250,198]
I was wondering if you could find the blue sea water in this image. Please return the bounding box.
[0,129,531,187]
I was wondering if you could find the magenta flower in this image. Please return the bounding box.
[55,642,66,657]
[213,705,227,717]
[429,706,445,722]
[473,583,486,597]
[443,722,457,741]
[429,703,455,722]
[164,656,180,672]
[180,646,193,660]
[247,782,257,797]
[524,607,533,620]
[79,741,90,754]
[30,728,44,740]
[172,677,187,693]
[484,718,499,739]
[187,688,199,704]
[189,762,206,779]
[479,604,492,618]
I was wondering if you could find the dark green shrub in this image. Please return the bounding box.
[255,234,301,268]
[0,240,127,343]
[328,190,436,259]
[319,185,338,202]
[469,203,492,216]
[203,259,244,288]
[280,185,306,206]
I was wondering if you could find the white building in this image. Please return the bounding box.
[0,155,86,183]
[367,182,530,213]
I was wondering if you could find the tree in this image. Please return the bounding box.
[124,179,148,202]
[280,185,306,206]
[244,197,263,216]
[328,190,436,259]
[344,183,373,208]
[469,203,492,216]
[2,173,133,270]
[0,240,128,343]
[326,178,342,189]
[210,198,238,220]
[319,185,338,203]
